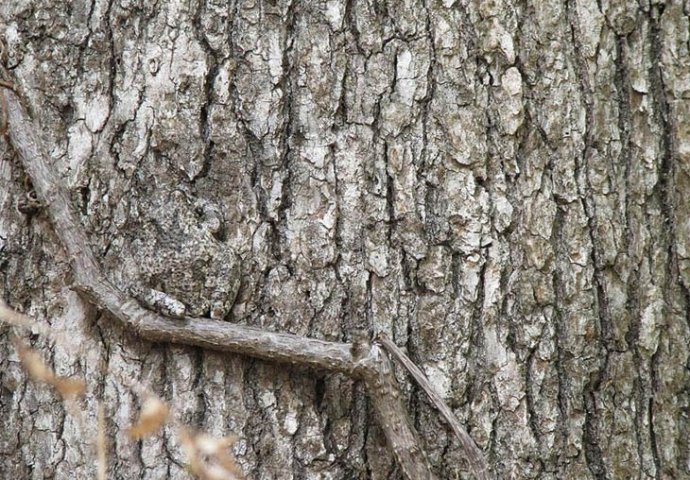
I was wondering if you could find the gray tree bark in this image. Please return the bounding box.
[1,0,689,479]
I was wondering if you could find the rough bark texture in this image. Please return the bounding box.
[1,1,689,479]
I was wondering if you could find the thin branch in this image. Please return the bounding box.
[0,77,443,479]
[376,335,490,480]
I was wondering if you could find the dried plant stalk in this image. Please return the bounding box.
[127,396,170,440]
[14,337,86,399]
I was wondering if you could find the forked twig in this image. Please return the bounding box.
[0,65,488,479]
[376,335,489,480]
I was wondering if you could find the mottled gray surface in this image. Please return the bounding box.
[1,0,689,478]
[126,188,240,319]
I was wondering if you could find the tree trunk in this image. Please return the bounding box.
[1,0,689,479]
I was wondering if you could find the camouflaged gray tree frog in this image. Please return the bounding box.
[128,189,240,320]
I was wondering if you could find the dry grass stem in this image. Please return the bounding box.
[0,298,35,330]
[179,428,243,480]
[127,396,170,440]
[14,337,86,399]
[2,301,244,479]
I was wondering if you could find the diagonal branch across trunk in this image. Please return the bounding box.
[0,70,489,480]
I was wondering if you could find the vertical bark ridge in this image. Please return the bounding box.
[648,5,682,477]
[565,1,609,477]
